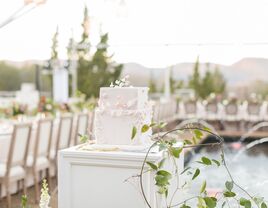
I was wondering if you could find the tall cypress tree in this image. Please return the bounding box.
[77,6,123,98]
[48,26,59,69]
[44,26,59,95]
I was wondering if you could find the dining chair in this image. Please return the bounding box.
[74,113,89,145]
[26,118,53,203]
[184,101,197,118]
[0,123,32,208]
[50,115,73,177]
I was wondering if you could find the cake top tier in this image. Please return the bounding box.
[98,87,149,110]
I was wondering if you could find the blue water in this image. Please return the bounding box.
[178,142,268,206]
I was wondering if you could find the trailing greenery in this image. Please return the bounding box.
[130,123,267,208]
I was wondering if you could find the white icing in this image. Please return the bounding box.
[99,87,149,110]
[94,86,152,146]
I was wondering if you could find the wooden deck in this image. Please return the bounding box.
[217,130,268,139]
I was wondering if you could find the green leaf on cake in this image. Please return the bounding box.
[131,126,137,140]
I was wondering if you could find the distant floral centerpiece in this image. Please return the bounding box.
[2,102,28,119]
[37,96,55,116]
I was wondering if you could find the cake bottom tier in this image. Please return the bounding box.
[94,108,152,146]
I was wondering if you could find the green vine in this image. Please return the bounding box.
[130,123,267,208]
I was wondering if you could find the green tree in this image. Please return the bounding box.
[43,26,59,95]
[169,68,176,94]
[213,65,226,94]
[188,57,201,97]
[201,68,214,98]
[77,6,123,98]
[149,78,157,93]
[48,26,59,69]
[188,61,226,99]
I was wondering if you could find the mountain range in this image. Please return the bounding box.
[121,57,268,88]
[4,57,268,88]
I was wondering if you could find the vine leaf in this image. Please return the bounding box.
[212,159,220,167]
[158,122,167,129]
[254,197,264,205]
[141,124,150,133]
[200,180,206,194]
[204,197,217,208]
[223,191,236,197]
[225,181,233,191]
[194,129,203,139]
[146,161,158,171]
[192,136,197,144]
[180,167,191,175]
[155,170,172,187]
[240,198,252,208]
[201,157,212,165]
[158,159,165,169]
[261,202,267,208]
[204,127,211,132]
[131,126,137,140]
[192,168,200,180]
[171,147,183,158]
[184,139,192,145]
[79,134,89,143]
[180,204,191,208]
[149,122,156,127]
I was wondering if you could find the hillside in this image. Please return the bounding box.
[122,57,268,87]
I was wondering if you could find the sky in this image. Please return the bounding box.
[1,0,268,67]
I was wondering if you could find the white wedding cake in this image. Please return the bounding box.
[94,76,152,146]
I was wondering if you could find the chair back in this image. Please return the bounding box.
[34,119,53,161]
[248,103,260,115]
[206,102,218,114]
[56,115,73,151]
[225,103,238,115]
[184,101,197,114]
[74,113,89,145]
[6,123,32,175]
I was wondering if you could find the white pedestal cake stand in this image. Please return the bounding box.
[58,144,184,208]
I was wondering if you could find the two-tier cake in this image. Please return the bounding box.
[94,77,152,146]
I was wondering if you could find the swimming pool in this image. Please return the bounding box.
[180,139,268,206]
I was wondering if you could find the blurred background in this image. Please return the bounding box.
[1,0,268,207]
[1,0,268,102]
